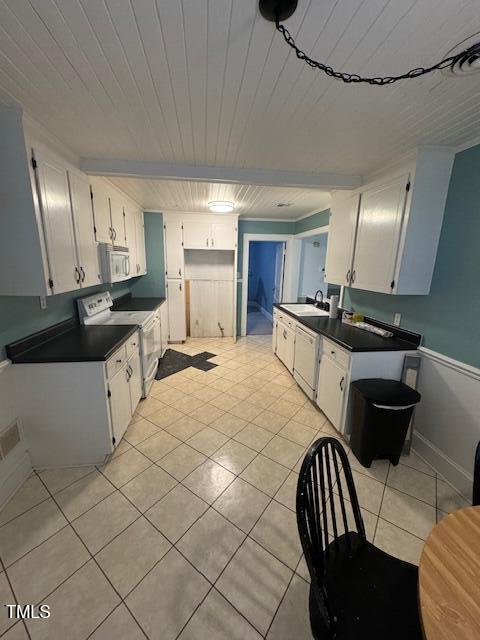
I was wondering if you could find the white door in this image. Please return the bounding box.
[164,216,184,277]
[124,206,138,274]
[90,179,112,244]
[128,349,142,414]
[182,221,211,249]
[109,194,125,247]
[324,193,359,287]
[273,243,285,304]
[68,170,100,289]
[167,279,186,341]
[210,221,236,250]
[316,356,348,430]
[135,210,147,275]
[352,175,409,294]
[109,363,132,446]
[34,151,79,294]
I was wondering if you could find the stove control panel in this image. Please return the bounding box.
[77,291,113,321]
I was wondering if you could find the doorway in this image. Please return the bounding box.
[246,241,285,335]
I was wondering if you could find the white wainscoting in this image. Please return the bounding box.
[0,360,32,510]
[412,347,480,500]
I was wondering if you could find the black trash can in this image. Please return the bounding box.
[350,379,421,468]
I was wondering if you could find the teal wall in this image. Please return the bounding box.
[294,209,330,234]
[130,212,165,298]
[343,143,480,368]
[0,282,130,358]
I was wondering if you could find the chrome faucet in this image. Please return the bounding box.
[314,290,324,307]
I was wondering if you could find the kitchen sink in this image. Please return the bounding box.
[280,304,329,317]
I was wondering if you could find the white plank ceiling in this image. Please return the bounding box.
[107,177,331,219]
[0,0,479,214]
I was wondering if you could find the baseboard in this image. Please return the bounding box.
[412,433,472,501]
[0,452,32,511]
[259,306,273,322]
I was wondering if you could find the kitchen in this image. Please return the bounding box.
[0,1,480,639]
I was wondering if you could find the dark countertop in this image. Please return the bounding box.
[7,319,138,364]
[274,304,420,352]
[112,295,166,312]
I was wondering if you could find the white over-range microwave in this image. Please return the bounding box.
[100,244,131,283]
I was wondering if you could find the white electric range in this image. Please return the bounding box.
[78,292,161,397]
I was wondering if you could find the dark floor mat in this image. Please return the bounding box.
[156,349,217,380]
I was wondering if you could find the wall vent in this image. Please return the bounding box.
[0,420,22,460]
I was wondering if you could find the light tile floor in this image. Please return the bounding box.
[0,336,470,640]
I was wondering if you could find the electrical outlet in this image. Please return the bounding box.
[393,312,401,327]
[39,296,47,310]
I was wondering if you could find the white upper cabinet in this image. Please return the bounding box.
[68,170,100,289]
[135,210,147,276]
[33,150,80,295]
[183,221,211,249]
[352,175,408,294]
[109,194,126,247]
[211,221,237,250]
[325,147,455,295]
[90,179,112,244]
[163,214,184,278]
[124,205,138,274]
[324,193,359,287]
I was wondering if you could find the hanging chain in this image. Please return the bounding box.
[275,19,480,85]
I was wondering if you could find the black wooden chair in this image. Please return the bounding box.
[296,437,423,639]
[473,441,480,506]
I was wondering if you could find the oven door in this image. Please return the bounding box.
[142,315,161,376]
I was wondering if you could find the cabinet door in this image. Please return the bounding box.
[128,349,142,414]
[276,321,288,366]
[124,206,138,276]
[324,193,359,286]
[109,194,126,247]
[182,220,211,249]
[34,151,79,294]
[272,320,278,353]
[163,216,184,277]
[108,363,132,445]
[68,171,100,289]
[90,180,112,244]
[135,210,147,275]
[284,325,295,374]
[316,356,348,431]
[211,221,236,250]
[160,302,169,356]
[352,175,408,294]
[167,279,186,341]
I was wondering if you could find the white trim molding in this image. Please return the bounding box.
[412,347,480,500]
[294,225,330,239]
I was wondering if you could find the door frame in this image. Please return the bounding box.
[240,234,294,337]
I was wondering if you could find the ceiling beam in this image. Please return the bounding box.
[79,158,361,190]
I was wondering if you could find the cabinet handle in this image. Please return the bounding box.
[340,376,345,391]
[351,270,356,283]
[211,238,214,247]
[116,359,123,363]
[346,269,351,284]
[179,282,182,291]
[75,267,81,284]
[331,350,335,355]
[206,238,209,247]
[80,267,85,282]
[178,268,182,276]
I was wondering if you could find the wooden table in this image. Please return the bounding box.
[419,506,480,640]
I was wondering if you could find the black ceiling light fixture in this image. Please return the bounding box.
[259,0,480,85]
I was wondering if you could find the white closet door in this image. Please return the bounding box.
[90,179,112,244]
[183,221,211,249]
[164,216,184,277]
[167,279,186,341]
[189,281,233,337]
[211,221,236,250]
[352,175,409,294]
[68,170,100,289]
[324,193,359,286]
[34,151,79,294]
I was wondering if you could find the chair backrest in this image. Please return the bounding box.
[296,437,366,629]
[473,441,480,506]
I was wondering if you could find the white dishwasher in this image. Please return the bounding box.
[293,324,320,400]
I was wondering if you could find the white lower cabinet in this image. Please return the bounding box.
[15,332,142,467]
[276,321,295,374]
[316,354,349,431]
[167,279,186,342]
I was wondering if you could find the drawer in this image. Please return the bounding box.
[322,339,350,369]
[126,331,140,358]
[106,344,127,379]
[277,313,295,329]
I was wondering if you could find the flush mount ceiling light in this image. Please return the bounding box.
[259,0,480,85]
[208,201,235,213]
